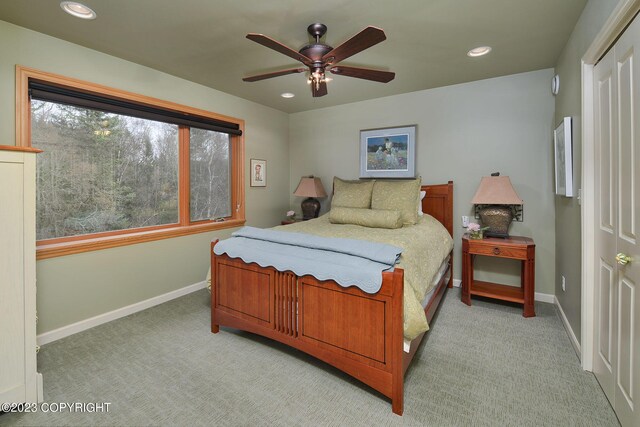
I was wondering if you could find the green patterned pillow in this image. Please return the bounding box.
[371,178,422,225]
[332,177,375,209]
[329,207,402,229]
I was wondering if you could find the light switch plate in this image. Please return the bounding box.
[462,216,470,228]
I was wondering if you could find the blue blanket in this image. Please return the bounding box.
[213,226,403,293]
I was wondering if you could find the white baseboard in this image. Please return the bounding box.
[534,292,555,304]
[555,296,581,359]
[36,373,44,403]
[37,281,207,346]
[451,278,554,303]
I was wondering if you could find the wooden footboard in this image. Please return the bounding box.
[211,244,406,414]
[210,181,454,415]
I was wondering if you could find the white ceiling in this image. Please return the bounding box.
[0,0,587,113]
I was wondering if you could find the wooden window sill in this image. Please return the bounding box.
[36,218,245,260]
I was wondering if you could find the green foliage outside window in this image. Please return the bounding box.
[33,100,181,240]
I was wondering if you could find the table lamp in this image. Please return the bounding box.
[471,173,523,238]
[293,176,327,220]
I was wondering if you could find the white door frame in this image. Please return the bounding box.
[581,0,640,371]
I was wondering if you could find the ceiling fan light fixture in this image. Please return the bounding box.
[308,69,329,90]
[467,46,492,57]
[280,92,295,98]
[243,24,393,98]
[60,1,96,19]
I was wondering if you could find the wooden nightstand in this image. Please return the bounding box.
[461,234,536,317]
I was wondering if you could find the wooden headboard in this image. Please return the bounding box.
[421,181,454,237]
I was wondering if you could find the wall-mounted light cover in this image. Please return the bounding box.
[467,46,492,57]
[551,74,560,95]
[280,92,295,98]
[60,1,97,19]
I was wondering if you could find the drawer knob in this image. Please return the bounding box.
[493,247,501,255]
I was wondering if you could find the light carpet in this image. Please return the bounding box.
[1,288,619,426]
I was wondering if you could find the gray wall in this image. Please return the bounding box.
[553,0,620,343]
[0,21,290,334]
[289,69,557,295]
[4,7,615,335]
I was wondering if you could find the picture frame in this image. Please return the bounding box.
[554,117,573,197]
[360,125,416,178]
[250,159,266,187]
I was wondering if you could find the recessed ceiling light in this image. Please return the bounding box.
[281,92,295,98]
[467,46,492,57]
[60,1,97,20]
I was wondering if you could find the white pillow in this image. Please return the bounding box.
[418,190,426,216]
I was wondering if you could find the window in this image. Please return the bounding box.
[17,67,245,259]
[189,128,231,221]
[32,102,180,240]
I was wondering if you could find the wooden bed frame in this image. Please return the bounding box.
[210,181,453,415]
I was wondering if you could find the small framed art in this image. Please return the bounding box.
[554,117,573,197]
[250,159,266,187]
[360,125,416,178]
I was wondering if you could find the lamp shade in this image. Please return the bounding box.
[293,176,327,198]
[471,176,523,205]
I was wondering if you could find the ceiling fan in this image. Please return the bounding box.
[243,23,395,97]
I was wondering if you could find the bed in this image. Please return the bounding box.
[210,181,453,415]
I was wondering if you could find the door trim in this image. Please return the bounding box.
[582,0,640,371]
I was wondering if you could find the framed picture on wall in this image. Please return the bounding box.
[359,125,416,178]
[250,159,266,187]
[554,117,573,197]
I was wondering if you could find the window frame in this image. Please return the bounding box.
[16,66,245,260]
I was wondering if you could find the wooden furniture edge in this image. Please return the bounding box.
[0,145,42,153]
[391,268,405,415]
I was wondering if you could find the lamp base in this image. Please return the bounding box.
[484,231,510,239]
[301,197,321,220]
[479,205,513,238]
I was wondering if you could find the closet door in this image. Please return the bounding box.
[593,44,617,405]
[593,13,640,426]
[612,14,639,426]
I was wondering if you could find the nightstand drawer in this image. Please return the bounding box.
[469,243,527,259]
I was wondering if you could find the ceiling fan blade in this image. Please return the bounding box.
[329,66,395,83]
[246,33,312,65]
[321,26,386,65]
[311,81,328,97]
[243,68,307,82]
